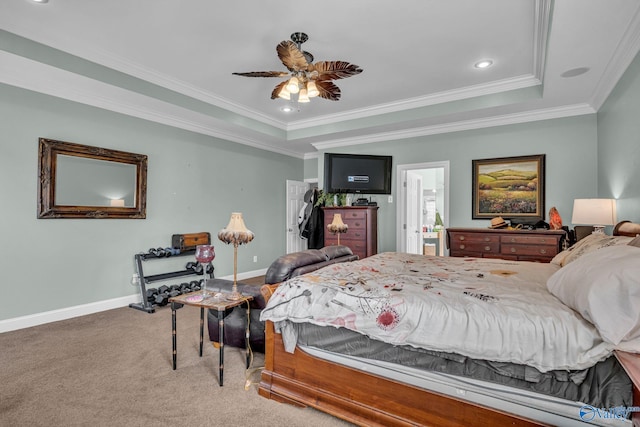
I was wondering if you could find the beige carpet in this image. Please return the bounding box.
[0,304,353,427]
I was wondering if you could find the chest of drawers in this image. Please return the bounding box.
[323,206,378,260]
[446,228,566,263]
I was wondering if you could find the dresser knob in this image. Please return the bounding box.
[510,238,516,243]
[459,236,465,241]
[540,249,547,254]
[485,246,491,251]
[510,248,516,253]
[540,239,546,243]
[484,237,490,242]
[354,222,361,227]
[460,244,466,250]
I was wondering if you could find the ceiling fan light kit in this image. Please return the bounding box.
[233,32,362,104]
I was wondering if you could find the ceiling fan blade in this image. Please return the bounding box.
[314,80,341,101]
[232,71,290,78]
[312,61,363,81]
[271,81,288,99]
[277,40,309,72]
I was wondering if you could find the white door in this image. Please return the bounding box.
[396,161,450,255]
[286,180,310,254]
[406,171,423,254]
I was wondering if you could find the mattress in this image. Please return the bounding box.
[300,343,632,427]
[289,321,632,413]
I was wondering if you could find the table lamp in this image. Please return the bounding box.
[571,199,617,234]
[327,213,348,245]
[217,212,254,300]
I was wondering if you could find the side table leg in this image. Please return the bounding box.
[218,308,224,386]
[245,302,251,369]
[171,302,177,370]
[199,307,204,357]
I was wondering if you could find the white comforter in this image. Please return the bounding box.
[260,252,614,372]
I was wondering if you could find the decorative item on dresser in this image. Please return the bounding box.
[322,206,378,259]
[446,227,566,262]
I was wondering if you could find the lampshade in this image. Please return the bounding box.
[286,77,300,94]
[298,88,310,103]
[327,213,348,233]
[571,199,617,233]
[327,213,348,245]
[307,81,319,97]
[277,85,291,100]
[218,212,254,245]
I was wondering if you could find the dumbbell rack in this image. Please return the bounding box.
[129,249,214,313]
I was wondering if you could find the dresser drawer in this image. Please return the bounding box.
[450,241,500,255]
[343,217,367,231]
[501,243,558,258]
[449,233,499,244]
[341,209,366,220]
[500,235,559,246]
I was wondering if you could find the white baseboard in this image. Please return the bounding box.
[0,268,268,333]
[0,294,140,333]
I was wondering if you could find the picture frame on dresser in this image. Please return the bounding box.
[472,154,545,221]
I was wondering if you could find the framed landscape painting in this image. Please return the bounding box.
[472,154,545,221]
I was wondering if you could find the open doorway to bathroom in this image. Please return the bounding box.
[396,161,449,255]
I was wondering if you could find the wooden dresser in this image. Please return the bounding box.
[446,227,566,263]
[323,206,378,260]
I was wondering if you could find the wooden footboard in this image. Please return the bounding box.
[258,320,548,427]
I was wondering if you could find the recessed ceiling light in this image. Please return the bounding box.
[280,106,294,113]
[32,0,49,3]
[474,60,493,69]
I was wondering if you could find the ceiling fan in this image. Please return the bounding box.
[232,32,363,102]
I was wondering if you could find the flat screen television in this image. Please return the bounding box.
[324,153,392,194]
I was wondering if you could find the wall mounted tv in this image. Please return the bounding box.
[324,153,392,194]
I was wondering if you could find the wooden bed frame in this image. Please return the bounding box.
[258,221,640,426]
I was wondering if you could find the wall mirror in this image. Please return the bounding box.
[38,138,147,219]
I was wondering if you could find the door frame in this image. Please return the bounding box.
[395,161,450,253]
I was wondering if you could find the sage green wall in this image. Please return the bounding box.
[304,157,319,181]
[597,50,640,222]
[318,115,598,253]
[0,83,302,321]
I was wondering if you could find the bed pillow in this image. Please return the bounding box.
[547,244,640,347]
[550,233,633,267]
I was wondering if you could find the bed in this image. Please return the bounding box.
[259,221,640,426]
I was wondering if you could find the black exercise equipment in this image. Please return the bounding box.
[129,243,215,313]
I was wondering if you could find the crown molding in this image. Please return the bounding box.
[286,74,541,132]
[0,51,305,159]
[311,103,596,151]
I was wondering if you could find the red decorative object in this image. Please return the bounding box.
[549,207,563,230]
[376,306,399,330]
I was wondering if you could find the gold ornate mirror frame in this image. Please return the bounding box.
[38,138,147,219]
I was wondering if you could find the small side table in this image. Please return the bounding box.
[169,291,253,386]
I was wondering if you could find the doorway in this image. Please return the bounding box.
[285,179,318,254]
[396,161,450,255]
